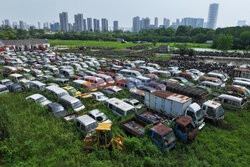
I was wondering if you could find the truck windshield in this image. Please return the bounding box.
[164,131,176,145]
[216,106,224,117]
[196,109,205,120]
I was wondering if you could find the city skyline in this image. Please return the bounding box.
[0,0,250,29]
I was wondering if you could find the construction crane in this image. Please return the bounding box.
[84,123,125,150]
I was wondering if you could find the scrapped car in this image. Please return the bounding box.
[26,94,52,106]
[90,92,109,101]
[123,98,143,110]
[88,109,112,123]
[47,102,67,117]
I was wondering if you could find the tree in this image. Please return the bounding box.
[188,48,196,57]
[177,44,188,56]
[152,39,158,46]
[240,31,250,50]
[193,33,207,43]
[215,34,234,51]
[176,26,192,36]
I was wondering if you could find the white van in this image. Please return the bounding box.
[147,63,160,70]
[232,80,250,89]
[136,76,151,84]
[28,81,46,90]
[9,74,24,82]
[197,81,222,89]
[153,70,171,78]
[75,115,98,136]
[59,95,85,112]
[139,66,156,74]
[207,72,228,82]
[215,94,247,110]
[104,98,136,117]
[46,85,69,98]
[0,84,9,94]
[120,69,142,78]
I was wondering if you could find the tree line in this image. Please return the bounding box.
[1,25,250,51]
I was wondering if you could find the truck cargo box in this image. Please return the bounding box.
[136,108,170,124]
[145,90,192,118]
[120,117,150,138]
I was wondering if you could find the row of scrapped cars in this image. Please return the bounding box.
[0,49,249,151]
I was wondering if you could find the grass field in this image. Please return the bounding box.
[48,40,145,49]
[0,92,249,166]
[48,40,212,50]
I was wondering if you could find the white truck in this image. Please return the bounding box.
[145,90,205,130]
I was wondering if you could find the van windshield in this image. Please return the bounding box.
[72,101,83,109]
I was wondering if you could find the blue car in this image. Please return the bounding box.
[138,85,156,93]
[126,77,143,88]
[9,83,23,92]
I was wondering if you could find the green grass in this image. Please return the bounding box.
[0,92,249,166]
[48,40,146,49]
[48,40,212,50]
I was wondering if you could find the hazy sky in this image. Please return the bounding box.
[1,0,249,28]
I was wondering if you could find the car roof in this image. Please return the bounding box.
[76,114,97,126]
[89,109,104,117]
[28,94,44,100]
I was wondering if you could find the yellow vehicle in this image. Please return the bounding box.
[63,86,81,98]
[83,82,98,92]
[84,123,125,150]
[79,92,93,99]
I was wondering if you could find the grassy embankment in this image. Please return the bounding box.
[0,92,249,166]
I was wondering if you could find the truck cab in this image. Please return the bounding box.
[174,116,198,143]
[149,124,176,151]
[202,100,225,121]
[184,103,205,130]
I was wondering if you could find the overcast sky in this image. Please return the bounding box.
[1,0,249,28]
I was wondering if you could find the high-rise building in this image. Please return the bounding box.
[101,18,108,31]
[132,16,140,32]
[207,3,219,29]
[59,12,69,32]
[43,22,49,29]
[181,17,204,28]
[141,17,150,30]
[50,23,56,31]
[163,18,170,28]
[68,23,73,31]
[19,21,25,30]
[93,19,100,32]
[74,13,83,32]
[87,18,93,31]
[12,22,18,28]
[3,19,11,27]
[176,19,180,26]
[113,21,119,31]
[38,22,41,29]
[237,20,247,27]
[154,17,158,28]
[83,19,87,31]
[54,22,60,31]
